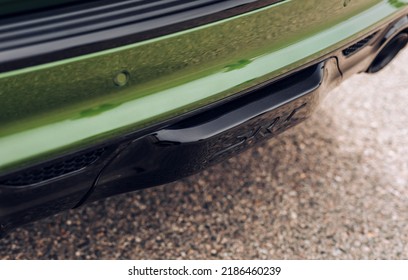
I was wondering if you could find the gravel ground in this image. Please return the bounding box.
[1,49,408,260]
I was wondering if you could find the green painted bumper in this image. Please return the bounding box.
[0,0,407,173]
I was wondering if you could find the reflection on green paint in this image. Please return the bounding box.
[388,0,408,8]
[225,59,253,72]
[76,104,121,119]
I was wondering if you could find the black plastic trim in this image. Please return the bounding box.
[0,148,107,186]
[342,32,377,57]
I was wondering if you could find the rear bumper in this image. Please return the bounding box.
[87,59,341,203]
[0,58,341,235]
[0,0,408,234]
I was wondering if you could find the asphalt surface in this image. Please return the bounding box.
[1,49,408,260]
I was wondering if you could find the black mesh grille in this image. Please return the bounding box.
[0,148,106,186]
[342,33,377,57]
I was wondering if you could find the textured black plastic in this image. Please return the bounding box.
[0,145,119,237]
[342,32,377,57]
[0,148,106,186]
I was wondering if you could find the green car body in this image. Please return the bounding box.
[0,0,406,173]
[0,0,407,234]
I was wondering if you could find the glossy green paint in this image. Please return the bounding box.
[0,0,407,173]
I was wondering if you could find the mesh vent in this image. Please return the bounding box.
[342,33,377,57]
[0,148,106,186]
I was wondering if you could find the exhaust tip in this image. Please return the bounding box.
[367,32,408,73]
